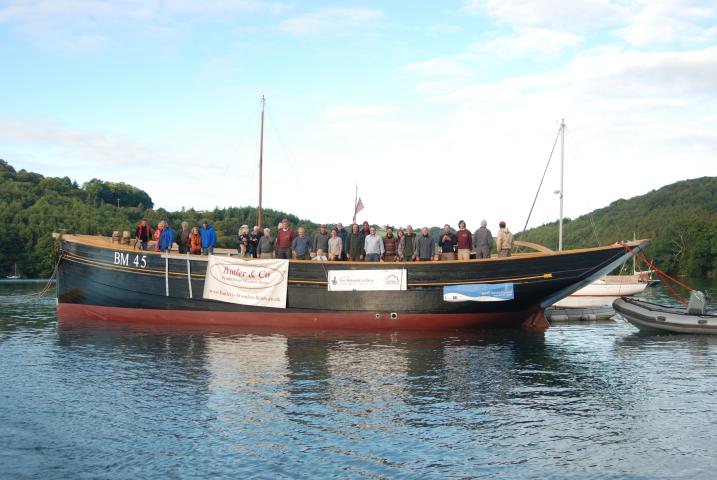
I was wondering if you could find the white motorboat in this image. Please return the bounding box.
[552,275,647,308]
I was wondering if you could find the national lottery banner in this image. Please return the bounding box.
[443,283,514,302]
[328,269,407,291]
[203,256,289,308]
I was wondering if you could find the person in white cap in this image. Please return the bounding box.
[496,221,513,257]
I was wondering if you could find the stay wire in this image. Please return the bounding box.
[567,131,601,246]
[519,126,562,244]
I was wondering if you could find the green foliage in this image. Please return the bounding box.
[83,178,154,209]
[0,159,319,277]
[2,158,715,278]
[522,177,717,278]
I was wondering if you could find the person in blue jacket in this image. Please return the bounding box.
[200,220,217,255]
[156,220,175,253]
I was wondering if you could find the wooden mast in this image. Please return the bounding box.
[258,95,265,230]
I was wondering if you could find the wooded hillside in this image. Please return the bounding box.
[521,177,717,277]
[2,159,715,278]
[0,160,317,277]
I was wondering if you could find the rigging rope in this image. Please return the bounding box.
[519,126,562,244]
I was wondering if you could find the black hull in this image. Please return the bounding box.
[56,236,648,329]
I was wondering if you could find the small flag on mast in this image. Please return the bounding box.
[353,197,364,223]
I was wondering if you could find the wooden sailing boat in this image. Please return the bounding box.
[54,108,650,330]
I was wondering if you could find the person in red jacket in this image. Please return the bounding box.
[455,220,473,260]
[135,219,152,250]
[275,218,295,259]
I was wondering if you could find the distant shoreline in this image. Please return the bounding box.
[0,278,55,283]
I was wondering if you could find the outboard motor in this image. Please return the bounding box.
[686,290,706,315]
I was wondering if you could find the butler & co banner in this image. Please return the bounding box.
[203,256,289,308]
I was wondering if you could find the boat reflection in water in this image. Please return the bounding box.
[55,316,713,477]
[56,316,624,415]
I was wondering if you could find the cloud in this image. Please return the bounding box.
[398,44,717,227]
[279,7,383,36]
[0,0,291,51]
[0,117,162,166]
[461,1,717,48]
[0,0,289,22]
[614,0,717,47]
[401,28,583,82]
[462,0,624,32]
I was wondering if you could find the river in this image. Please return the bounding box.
[1,279,716,479]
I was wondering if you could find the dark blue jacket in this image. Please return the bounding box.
[291,236,312,256]
[439,232,457,253]
[200,225,217,248]
[157,227,175,251]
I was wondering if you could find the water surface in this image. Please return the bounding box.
[1,280,716,479]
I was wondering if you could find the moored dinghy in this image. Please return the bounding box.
[614,291,717,334]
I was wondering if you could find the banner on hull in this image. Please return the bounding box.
[203,256,289,308]
[328,269,407,291]
[443,283,514,302]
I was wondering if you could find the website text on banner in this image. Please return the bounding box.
[203,257,289,308]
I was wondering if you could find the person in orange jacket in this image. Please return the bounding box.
[190,227,202,254]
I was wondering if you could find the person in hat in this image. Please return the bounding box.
[496,221,513,257]
[360,221,371,237]
[473,220,493,259]
[237,224,250,257]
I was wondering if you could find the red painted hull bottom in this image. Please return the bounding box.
[57,303,549,331]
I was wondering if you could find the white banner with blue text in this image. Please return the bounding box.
[327,269,407,291]
[203,256,289,308]
[443,283,514,302]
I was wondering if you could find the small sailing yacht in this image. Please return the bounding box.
[6,264,21,279]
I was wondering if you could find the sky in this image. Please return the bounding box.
[1,0,716,234]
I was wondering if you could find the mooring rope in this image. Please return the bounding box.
[621,243,695,305]
[0,253,63,304]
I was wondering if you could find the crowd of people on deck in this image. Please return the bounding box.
[135,217,515,261]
